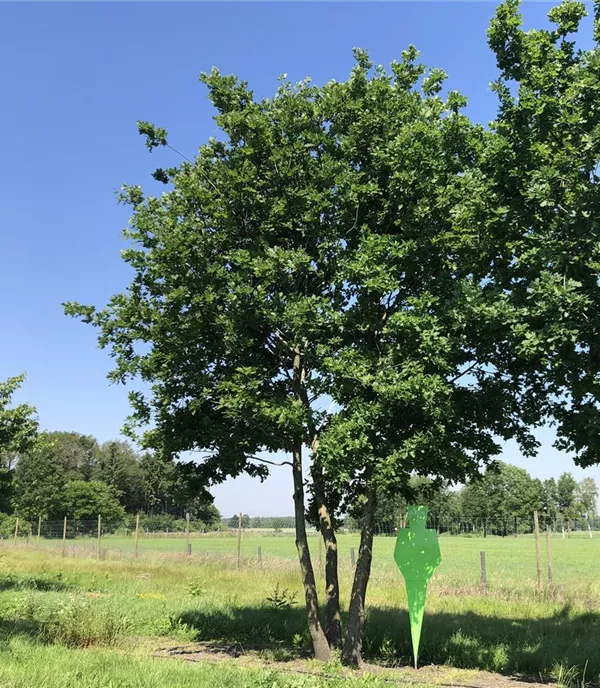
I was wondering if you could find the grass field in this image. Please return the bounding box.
[31,530,600,594]
[0,534,598,686]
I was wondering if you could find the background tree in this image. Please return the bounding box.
[13,435,66,521]
[0,374,38,512]
[575,477,598,536]
[460,463,542,531]
[0,374,38,458]
[556,472,578,533]
[63,480,125,528]
[540,478,559,524]
[41,431,100,481]
[139,452,176,514]
[373,478,459,533]
[227,513,249,529]
[96,440,144,512]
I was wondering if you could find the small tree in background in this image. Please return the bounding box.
[96,440,144,512]
[13,434,65,522]
[63,480,125,529]
[0,374,37,463]
[556,472,578,534]
[575,477,598,535]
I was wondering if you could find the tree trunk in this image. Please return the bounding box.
[342,482,376,666]
[292,441,330,661]
[293,349,341,659]
[312,471,342,650]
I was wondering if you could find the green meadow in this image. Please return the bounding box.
[0,533,598,687]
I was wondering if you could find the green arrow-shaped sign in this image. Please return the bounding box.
[394,505,441,669]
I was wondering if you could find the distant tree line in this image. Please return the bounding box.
[368,462,598,535]
[226,515,296,530]
[0,430,221,529]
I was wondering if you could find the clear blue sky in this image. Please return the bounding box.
[1,2,598,518]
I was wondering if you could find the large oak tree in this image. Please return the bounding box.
[66,0,600,665]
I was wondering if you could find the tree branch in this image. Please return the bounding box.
[448,362,481,384]
[248,455,293,468]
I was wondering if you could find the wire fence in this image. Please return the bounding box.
[1,512,598,600]
[2,513,598,560]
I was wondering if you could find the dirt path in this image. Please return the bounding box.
[156,642,548,688]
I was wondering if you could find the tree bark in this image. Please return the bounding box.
[292,441,330,661]
[342,482,376,666]
[291,348,337,657]
[312,471,342,650]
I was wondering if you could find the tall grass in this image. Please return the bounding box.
[0,547,597,684]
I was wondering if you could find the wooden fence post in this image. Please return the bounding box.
[318,536,323,569]
[134,513,140,559]
[480,551,487,591]
[37,516,41,546]
[237,512,242,569]
[97,515,102,561]
[350,547,356,567]
[62,517,67,557]
[546,527,553,587]
[185,512,191,556]
[258,545,262,567]
[533,511,542,593]
[13,517,19,547]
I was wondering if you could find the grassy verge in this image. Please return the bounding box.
[0,639,416,688]
[24,531,600,593]
[0,549,596,685]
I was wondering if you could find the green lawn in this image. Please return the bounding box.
[0,537,598,685]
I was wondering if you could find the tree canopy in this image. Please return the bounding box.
[10,430,220,526]
[0,375,37,459]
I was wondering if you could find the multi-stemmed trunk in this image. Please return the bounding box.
[291,350,330,660]
[342,482,377,666]
[292,440,331,661]
[312,467,342,650]
[290,348,378,663]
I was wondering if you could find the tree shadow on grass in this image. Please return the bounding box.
[0,575,71,592]
[179,606,309,658]
[0,618,44,645]
[365,605,600,679]
[176,604,600,679]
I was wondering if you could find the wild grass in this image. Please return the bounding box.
[0,537,597,685]
[0,638,407,688]
[23,530,600,586]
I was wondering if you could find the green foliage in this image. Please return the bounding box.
[0,374,37,457]
[139,452,220,521]
[8,428,219,525]
[557,473,579,522]
[13,434,68,521]
[372,477,460,530]
[576,477,598,520]
[187,577,207,597]
[485,0,600,470]
[0,513,26,538]
[42,431,101,482]
[228,514,250,529]
[95,440,144,512]
[265,583,298,611]
[460,462,543,523]
[62,480,125,526]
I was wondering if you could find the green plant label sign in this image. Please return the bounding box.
[394,505,441,669]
